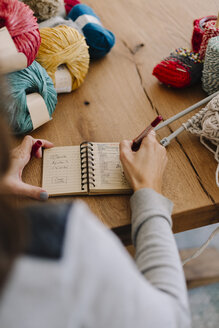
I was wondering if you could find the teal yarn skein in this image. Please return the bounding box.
[7,61,57,135]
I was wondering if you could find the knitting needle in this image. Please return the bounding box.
[160,108,209,147]
[159,95,217,147]
[154,91,219,132]
[160,124,188,147]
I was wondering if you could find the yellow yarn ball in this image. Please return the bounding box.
[36,25,90,91]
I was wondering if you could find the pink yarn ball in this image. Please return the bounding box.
[0,0,41,67]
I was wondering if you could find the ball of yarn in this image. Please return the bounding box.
[153,48,203,88]
[202,36,219,95]
[192,16,217,52]
[6,61,57,135]
[68,4,115,59]
[199,20,219,59]
[0,0,41,67]
[39,15,79,32]
[64,0,80,15]
[36,25,89,90]
[21,0,61,22]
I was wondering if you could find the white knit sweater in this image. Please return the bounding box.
[0,188,191,328]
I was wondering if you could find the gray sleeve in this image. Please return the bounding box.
[131,188,190,313]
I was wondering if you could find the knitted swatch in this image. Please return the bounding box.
[36,25,89,90]
[6,61,57,135]
[192,16,217,52]
[153,48,203,88]
[202,36,219,95]
[199,20,219,59]
[68,4,115,59]
[184,93,219,187]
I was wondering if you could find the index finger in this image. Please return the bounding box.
[139,130,157,148]
[33,139,54,158]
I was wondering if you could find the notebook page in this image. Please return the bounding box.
[42,146,86,195]
[90,143,131,192]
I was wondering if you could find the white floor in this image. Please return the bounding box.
[175,223,219,328]
[175,223,219,251]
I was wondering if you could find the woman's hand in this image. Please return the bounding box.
[2,135,53,200]
[120,131,167,194]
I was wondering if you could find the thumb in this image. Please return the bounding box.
[13,181,49,201]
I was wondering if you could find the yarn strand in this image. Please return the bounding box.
[182,226,219,265]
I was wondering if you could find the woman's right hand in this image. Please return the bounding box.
[120,130,168,194]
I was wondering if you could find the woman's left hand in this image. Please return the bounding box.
[2,135,53,200]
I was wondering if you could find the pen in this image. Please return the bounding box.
[31,140,43,157]
[132,115,163,151]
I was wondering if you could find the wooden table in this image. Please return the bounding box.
[16,0,219,244]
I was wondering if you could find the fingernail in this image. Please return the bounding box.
[40,191,48,201]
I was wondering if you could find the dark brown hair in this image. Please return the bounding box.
[0,84,26,292]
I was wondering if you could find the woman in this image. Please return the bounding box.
[0,105,190,327]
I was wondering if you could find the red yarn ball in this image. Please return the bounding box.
[0,0,41,67]
[153,60,191,88]
[64,0,80,15]
[192,16,217,52]
[192,19,204,52]
[153,48,203,88]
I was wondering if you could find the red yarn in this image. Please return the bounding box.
[153,60,191,88]
[0,0,41,67]
[199,20,219,59]
[64,0,80,14]
[192,16,217,52]
[192,19,204,52]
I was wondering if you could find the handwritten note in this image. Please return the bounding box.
[42,146,85,195]
[91,143,130,191]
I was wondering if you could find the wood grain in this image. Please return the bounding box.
[13,0,219,236]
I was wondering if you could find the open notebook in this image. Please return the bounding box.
[42,142,132,196]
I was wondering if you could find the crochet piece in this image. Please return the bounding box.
[153,48,203,88]
[183,93,219,187]
[202,36,219,95]
[192,15,217,52]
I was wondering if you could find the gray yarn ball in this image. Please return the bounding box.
[39,16,80,33]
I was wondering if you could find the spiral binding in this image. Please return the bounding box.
[80,141,95,191]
